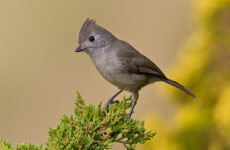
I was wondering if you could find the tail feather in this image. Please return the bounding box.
[163,79,196,98]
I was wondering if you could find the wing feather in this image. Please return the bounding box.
[116,40,166,79]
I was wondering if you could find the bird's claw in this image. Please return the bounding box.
[105,99,119,110]
[111,100,119,104]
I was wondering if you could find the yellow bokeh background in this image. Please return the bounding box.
[143,0,230,149]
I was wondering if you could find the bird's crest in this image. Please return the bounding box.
[78,19,97,44]
[78,18,114,44]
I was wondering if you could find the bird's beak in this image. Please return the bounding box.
[75,45,85,52]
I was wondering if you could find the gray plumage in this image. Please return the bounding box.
[76,19,195,118]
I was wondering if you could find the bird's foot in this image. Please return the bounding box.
[105,99,119,110]
[103,100,119,117]
[127,113,132,119]
[112,100,120,104]
[104,89,123,110]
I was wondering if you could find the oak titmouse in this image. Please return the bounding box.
[75,19,195,119]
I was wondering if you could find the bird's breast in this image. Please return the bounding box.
[91,52,148,91]
[93,53,120,81]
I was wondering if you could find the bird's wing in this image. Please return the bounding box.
[115,40,196,98]
[116,40,166,79]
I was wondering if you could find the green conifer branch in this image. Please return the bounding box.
[0,92,155,150]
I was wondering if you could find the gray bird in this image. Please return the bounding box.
[75,19,195,119]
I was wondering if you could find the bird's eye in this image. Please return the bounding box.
[88,36,95,42]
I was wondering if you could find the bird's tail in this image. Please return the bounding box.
[162,79,196,98]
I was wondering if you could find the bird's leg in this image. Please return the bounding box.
[128,100,137,119]
[128,93,139,119]
[105,89,123,110]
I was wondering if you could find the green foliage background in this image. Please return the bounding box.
[142,0,230,149]
[0,93,154,150]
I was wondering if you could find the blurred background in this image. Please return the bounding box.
[0,0,229,149]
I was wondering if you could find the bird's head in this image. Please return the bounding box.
[75,19,116,55]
